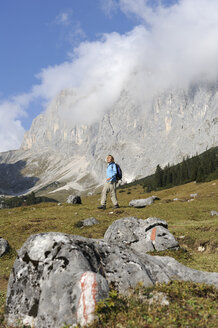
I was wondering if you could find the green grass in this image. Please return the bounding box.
[0,179,218,327]
[90,281,218,328]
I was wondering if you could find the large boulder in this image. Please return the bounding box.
[129,196,159,208]
[0,237,10,257]
[5,218,218,328]
[104,217,179,252]
[5,233,109,328]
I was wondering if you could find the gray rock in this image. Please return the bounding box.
[210,210,218,216]
[67,195,82,204]
[143,217,168,231]
[5,233,109,328]
[150,255,218,288]
[5,220,218,328]
[190,193,198,198]
[104,217,178,253]
[129,196,159,208]
[0,237,10,257]
[148,291,169,306]
[81,217,99,226]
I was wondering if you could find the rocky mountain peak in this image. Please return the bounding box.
[0,80,217,195]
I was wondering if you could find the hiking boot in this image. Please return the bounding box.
[98,205,106,210]
[113,204,120,209]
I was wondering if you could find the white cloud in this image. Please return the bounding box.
[100,0,119,17]
[67,22,86,45]
[1,0,218,151]
[53,9,86,47]
[0,101,26,152]
[55,10,72,26]
[34,0,218,121]
[29,27,149,125]
[119,0,155,22]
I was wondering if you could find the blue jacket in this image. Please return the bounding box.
[106,162,117,182]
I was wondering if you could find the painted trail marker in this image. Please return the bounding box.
[77,271,97,326]
[150,227,157,242]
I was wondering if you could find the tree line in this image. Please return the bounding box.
[144,147,218,192]
[0,192,57,209]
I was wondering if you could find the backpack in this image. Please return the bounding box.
[115,163,122,181]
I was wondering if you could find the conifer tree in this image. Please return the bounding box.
[155,164,163,188]
[196,166,205,182]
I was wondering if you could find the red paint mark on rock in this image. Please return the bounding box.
[150,227,157,241]
[91,274,97,304]
[81,274,88,323]
[77,272,98,326]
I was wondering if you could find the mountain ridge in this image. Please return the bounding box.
[0,81,217,196]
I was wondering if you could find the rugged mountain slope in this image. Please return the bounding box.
[0,81,217,195]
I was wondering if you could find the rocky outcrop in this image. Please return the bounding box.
[0,237,10,257]
[129,196,159,208]
[5,217,218,328]
[104,217,179,252]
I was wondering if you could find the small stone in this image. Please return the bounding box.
[81,218,99,226]
[190,193,198,198]
[0,237,10,257]
[148,292,169,306]
[178,235,185,239]
[198,246,206,252]
[210,210,218,216]
[129,196,159,208]
[66,195,82,204]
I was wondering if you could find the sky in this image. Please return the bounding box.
[1,0,218,152]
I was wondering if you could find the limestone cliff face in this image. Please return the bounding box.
[0,82,217,195]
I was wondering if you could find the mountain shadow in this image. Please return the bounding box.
[0,160,39,195]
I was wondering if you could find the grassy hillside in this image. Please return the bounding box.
[0,179,217,327]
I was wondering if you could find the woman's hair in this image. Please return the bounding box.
[107,154,114,162]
